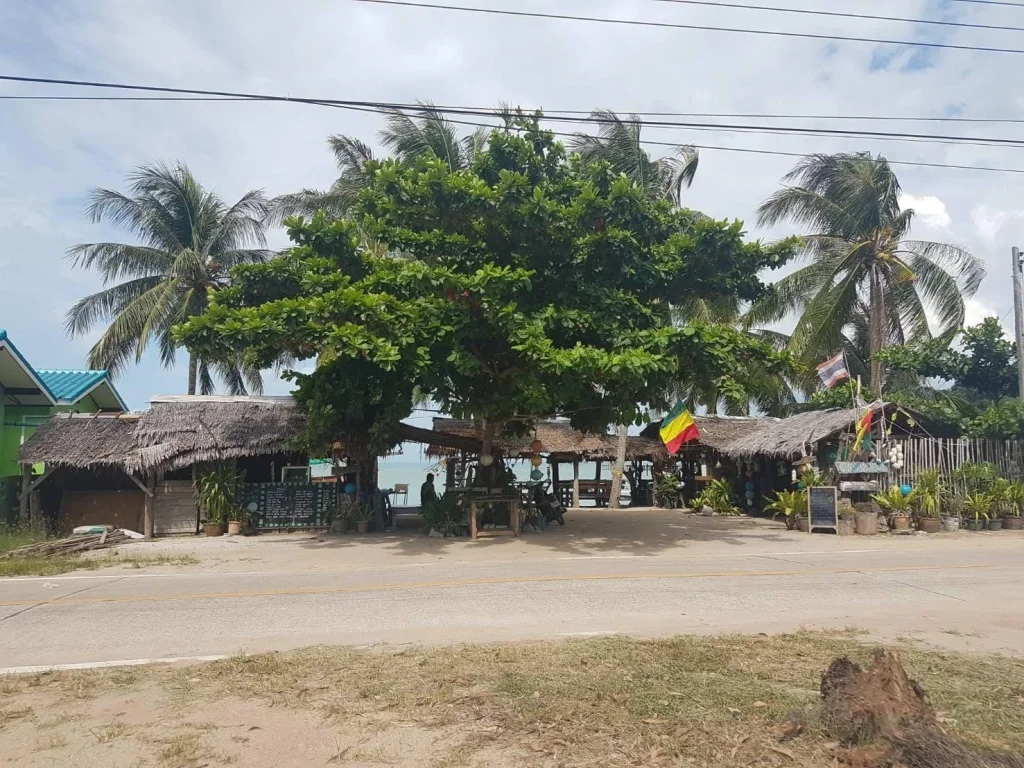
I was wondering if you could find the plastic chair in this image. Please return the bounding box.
[393,483,409,506]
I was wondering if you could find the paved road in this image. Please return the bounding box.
[2,542,1023,669]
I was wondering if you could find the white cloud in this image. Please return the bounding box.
[900,193,950,231]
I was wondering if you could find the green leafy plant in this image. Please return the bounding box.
[653,473,683,509]
[195,463,243,525]
[351,503,375,523]
[694,479,741,516]
[914,469,942,518]
[962,492,993,524]
[871,485,918,515]
[951,461,1000,497]
[1004,481,1024,517]
[798,467,829,489]
[422,494,465,536]
[763,489,807,529]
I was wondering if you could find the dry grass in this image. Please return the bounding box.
[0,706,33,729]
[164,632,1024,766]
[4,633,1024,767]
[0,553,197,577]
[91,719,131,743]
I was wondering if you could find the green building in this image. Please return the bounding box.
[0,329,126,520]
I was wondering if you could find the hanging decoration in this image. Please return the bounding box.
[530,454,543,468]
[479,454,494,467]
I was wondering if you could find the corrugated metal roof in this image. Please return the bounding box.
[36,370,110,403]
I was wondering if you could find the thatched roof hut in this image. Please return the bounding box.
[640,415,770,453]
[20,395,308,475]
[720,402,911,459]
[19,413,144,471]
[426,419,669,462]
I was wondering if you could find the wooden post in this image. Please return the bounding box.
[572,462,580,508]
[144,473,156,539]
[445,457,456,489]
[469,500,478,540]
[19,465,31,522]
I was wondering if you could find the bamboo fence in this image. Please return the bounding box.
[888,438,1024,489]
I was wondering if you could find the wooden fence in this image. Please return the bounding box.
[888,438,1024,488]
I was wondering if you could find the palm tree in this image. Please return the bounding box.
[270,103,487,221]
[65,162,271,395]
[571,109,699,205]
[750,152,985,390]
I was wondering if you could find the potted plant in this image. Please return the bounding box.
[871,486,917,532]
[226,509,249,536]
[352,503,374,533]
[653,473,683,509]
[694,479,741,517]
[422,493,465,537]
[962,492,992,531]
[1004,481,1024,531]
[331,498,354,534]
[914,469,942,534]
[196,463,241,537]
[764,489,806,531]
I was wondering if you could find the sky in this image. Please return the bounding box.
[2,0,1024,419]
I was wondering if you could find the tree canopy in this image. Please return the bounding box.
[178,119,797,454]
[65,162,271,395]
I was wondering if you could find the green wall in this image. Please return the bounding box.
[0,395,100,478]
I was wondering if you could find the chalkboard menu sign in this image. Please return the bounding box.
[242,482,334,529]
[807,486,839,533]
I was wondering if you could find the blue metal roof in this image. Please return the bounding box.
[36,370,111,403]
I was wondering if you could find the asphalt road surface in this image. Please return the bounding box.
[2,541,1023,670]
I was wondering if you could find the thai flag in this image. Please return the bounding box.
[816,351,849,389]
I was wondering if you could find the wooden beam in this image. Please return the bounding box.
[573,462,580,508]
[17,465,56,500]
[125,471,155,497]
[144,473,156,539]
[18,465,31,521]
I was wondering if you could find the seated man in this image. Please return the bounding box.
[420,472,439,507]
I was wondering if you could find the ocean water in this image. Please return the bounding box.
[377,443,619,506]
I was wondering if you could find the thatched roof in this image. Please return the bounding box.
[426,419,669,461]
[721,402,890,459]
[20,395,307,474]
[19,413,143,470]
[640,415,771,452]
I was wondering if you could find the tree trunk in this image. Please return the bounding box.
[868,266,885,394]
[480,419,499,487]
[187,354,198,396]
[609,423,628,509]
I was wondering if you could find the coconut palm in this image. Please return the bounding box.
[571,109,699,205]
[271,103,488,221]
[749,152,984,390]
[65,162,271,395]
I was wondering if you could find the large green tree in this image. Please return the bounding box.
[65,162,271,395]
[749,152,985,390]
[179,120,796,460]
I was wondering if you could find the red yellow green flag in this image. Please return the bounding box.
[659,402,700,453]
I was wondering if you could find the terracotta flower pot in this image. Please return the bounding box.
[355,521,370,534]
[203,523,225,537]
[917,517,941,534]
[891,514,911,532]
[1004,516,1023,531]
[227,520,244,536]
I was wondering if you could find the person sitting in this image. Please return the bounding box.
[420,472,438,507]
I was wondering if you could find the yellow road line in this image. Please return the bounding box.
[0,561,1014,609]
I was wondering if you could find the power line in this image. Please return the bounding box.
[350,0,1024,56]
[6,73,1024,173]
[647,0,1024,33]
[7,74,1024,148]
[7,93,1024,126]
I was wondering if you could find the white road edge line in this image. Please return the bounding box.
[0,654,229,676]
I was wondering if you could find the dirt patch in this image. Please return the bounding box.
[2,633,1024,767]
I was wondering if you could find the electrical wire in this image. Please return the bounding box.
[646,0,1024,33]
[6,73,1024,173]
[350,0,1024,56]
[7,93,1024,127]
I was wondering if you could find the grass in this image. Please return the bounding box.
[0,522,196,576]
[5,633,1024,766]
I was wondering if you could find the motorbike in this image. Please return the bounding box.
[532,481,566,526]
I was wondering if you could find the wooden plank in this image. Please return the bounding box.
[143,473,155,539]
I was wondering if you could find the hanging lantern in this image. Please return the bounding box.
[530,438,544,453]
[479,454,494,467]
[530,454,543,468]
